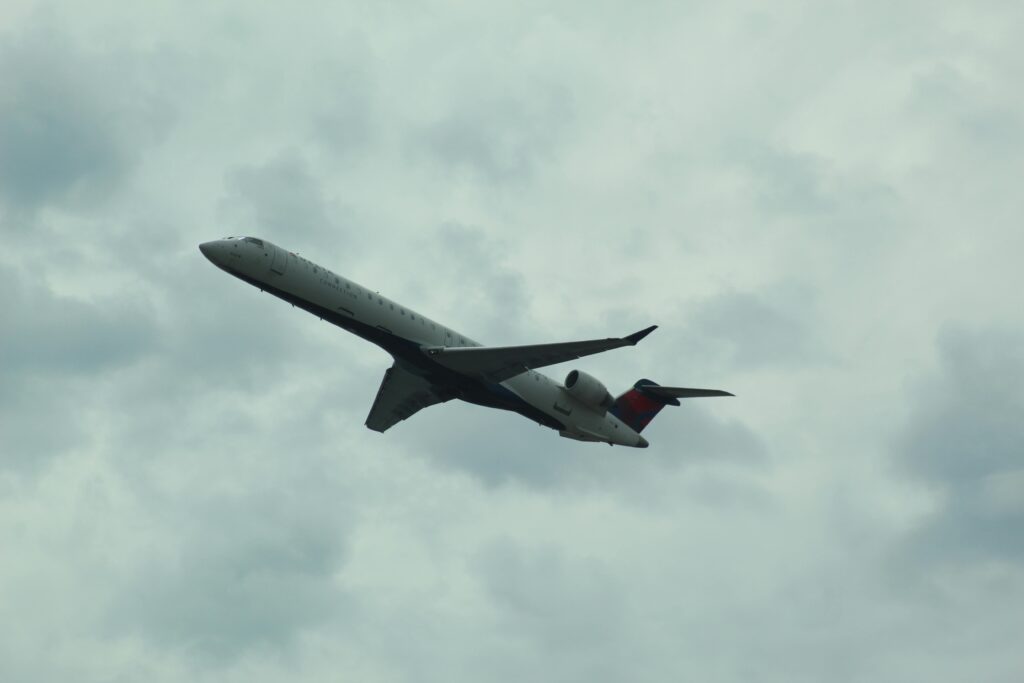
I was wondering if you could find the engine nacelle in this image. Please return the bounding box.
[564,369,614,412]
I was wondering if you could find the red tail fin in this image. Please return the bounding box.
[608,379,680,433]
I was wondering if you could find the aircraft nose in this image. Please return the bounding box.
[199,241,220,263]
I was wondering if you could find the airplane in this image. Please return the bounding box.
[199,236,733,448]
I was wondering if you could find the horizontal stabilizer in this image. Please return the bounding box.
[642,386,734,401]
[610,379,733,433]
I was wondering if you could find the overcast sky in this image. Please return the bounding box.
[2,1,1023,681]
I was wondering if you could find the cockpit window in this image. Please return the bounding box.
[243,237,264,247]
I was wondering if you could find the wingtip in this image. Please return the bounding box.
[626,324,658,345]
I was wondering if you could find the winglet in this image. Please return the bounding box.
[625,325,658,345]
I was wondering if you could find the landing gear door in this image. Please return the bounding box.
[270,246,289,276]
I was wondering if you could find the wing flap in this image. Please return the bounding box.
[365,364,453,433]
[424,325,657,383]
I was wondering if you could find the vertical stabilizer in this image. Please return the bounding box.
[608,379,679,433]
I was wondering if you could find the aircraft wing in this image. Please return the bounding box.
[365,364,454,433]
[423,325,658,383]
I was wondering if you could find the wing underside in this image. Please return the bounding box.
[365,364,453,433]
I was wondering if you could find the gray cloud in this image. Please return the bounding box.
[107,475,352,660]
[0,377,90,468]
[909,62,1024,159]
[411,85,574,184]
[474,539,631,682]
[729,142,837,216]
[394,395,763,495]
[404,223,531,343]
[0,264,157,379]
[0,21,171,216]
[896,327,1024,566]
[310,55,376,160]
[223,154,365,261]
[0,262,158,468]
[669,286,827,372]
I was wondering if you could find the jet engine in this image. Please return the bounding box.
[564,369,614,412]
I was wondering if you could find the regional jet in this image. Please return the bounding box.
[199,237,732,447]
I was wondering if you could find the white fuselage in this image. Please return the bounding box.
[200,236,647,447]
